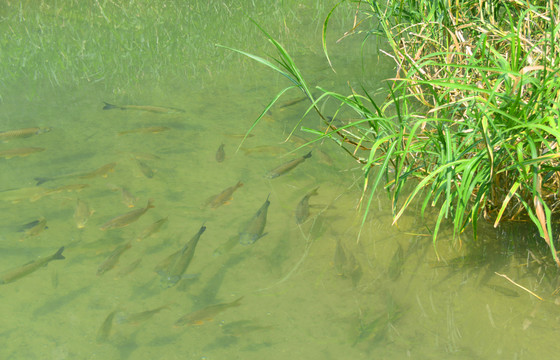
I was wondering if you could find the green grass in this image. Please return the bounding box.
[0,0,333,89]
[231,0,560,264]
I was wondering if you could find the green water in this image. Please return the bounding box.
[1,1,560,359]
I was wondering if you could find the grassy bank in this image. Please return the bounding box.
[235,0,560,264]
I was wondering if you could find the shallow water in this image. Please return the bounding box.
[1,1,560,360]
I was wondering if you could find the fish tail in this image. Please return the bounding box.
[53,246,65,260]
[103,102,122,110]
[146,199,155,209]
[236,181,244,188]
[303,151,313,159]
[34,177,49,185]
[309,186,320,196]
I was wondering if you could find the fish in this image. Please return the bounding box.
[204,181,243,209]
[116,258,142,278]
[333,237,347,276]
[135,158,155,178]
[212,235,239,256]
[295,186,319,224]
[78,162,117,179]
[136,217,168,241]
[30,184,89,202]
[156,225,206,287]
[103,101,185,113]
[99,199,154,230]
[278,96,308,108]
[119,304,171,325]
[215,143,225,162]
[34,162,116,185]
[107,184,137,208]
[96,309,118,344]
[264,151,312,179]
[485,284,520,297]
[241,145,288,156]
[74,198,94,229]
[118,126,170,135]
[97,241,132,276]
[388,243,405,280]
[0,147,45,159]
[0,127,51,141]
[239,194,271,245]
[175,296,243,326]
[0,247,65,284]
[22,216,48,238]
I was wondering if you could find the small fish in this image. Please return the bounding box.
[107,184,137,208]
[103,101,185,113]
[224,133,255,139]
[0,127,51,141]
[100,199,154,230]
[0,247,65,284]
[156,225,206,287]
[30,184,89,202]
[215,143,225,162]
[97,241,132,276]
[239,194,271,245]
[295,186,319,224]
[212,235,239,256]
[485,284,520,297]
[136,217,168,241]
[74,198,94,229]
[0,147,45,159]
[120,304,170,325]
[278,96,308,108]
[135,158,155,178]
[117,258,142,277]
[205,181,243,209]
[96,309,118,344]
[78,162,117,179]
[35,162,116,185]
[175,297,243,326]
[333,238,347,276]
[118,126,170,135]
[241,145,288,156]
[388,243,405,280]
[22,216,48,238]
[264,151,312,179]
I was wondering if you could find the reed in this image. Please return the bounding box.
[231,0,560,264]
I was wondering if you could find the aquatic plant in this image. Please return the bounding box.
[226,0,560,264]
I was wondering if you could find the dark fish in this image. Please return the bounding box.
[205,181,243,209]
[0,247,65,284]
[99,199,154,230]
[96,309,118,344]
[34,162,116,185]
[135,158,155,178]
[136,217,168,241]
[103,101,185,113]
[265,151,312,179]
[215,143,225,162]
[485,284,520,297]
[388,243,405,280]
[175,297,243,326]
[97,241,132,276]
[295,186,319,224]
[21,216,48,237]
[278,96,308,108]
[239,194,271,245]
[120,304,170,325]
[156,225,206,287]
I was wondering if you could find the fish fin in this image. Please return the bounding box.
[103,102,121,110]
[53,246,65,260]
[34,177,49,185]
[303,151,313,159]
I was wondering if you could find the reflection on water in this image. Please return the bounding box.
[1,2,560,360]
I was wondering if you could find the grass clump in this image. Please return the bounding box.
[229,0,560,264]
